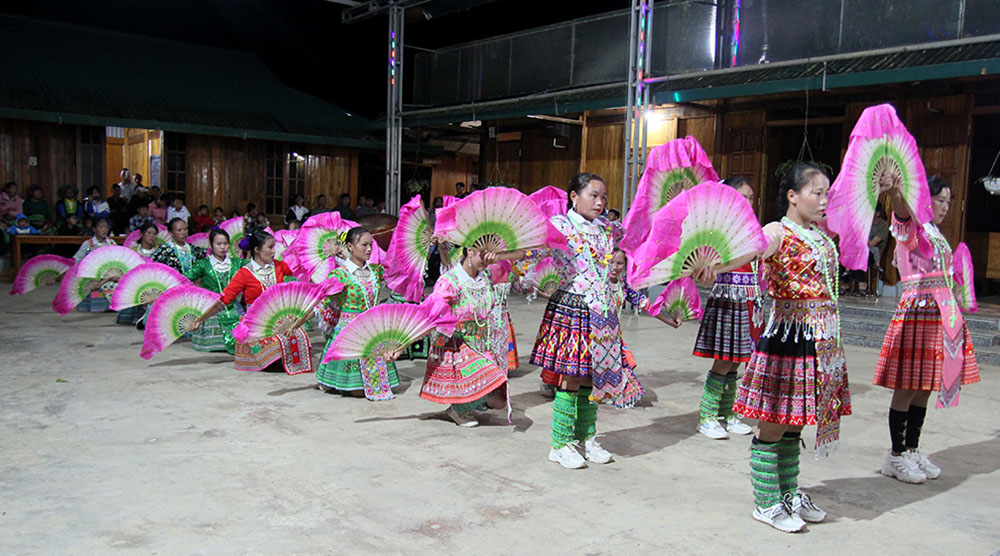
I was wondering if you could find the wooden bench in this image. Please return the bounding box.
[11,235,128,277]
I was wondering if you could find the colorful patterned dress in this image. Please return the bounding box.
[873,216,978,407]
[73,236,117,313]
[694,261,765,362]
[150,240,206,274]
[493,280,520,371]
[316,261,400,400]
[420,264,508,411]
[733,221,851,455]
[220,260,313,375]
[185,255,248,353]
[530,210,640,406]
[599,278,648,408]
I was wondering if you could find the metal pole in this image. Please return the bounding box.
[622,0,638,215]
[386,3,403,215]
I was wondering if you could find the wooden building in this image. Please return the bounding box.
[0,15,383,228]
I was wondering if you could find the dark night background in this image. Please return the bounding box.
[0,0,623,118]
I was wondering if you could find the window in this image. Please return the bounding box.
[78,125,105,190]
[165,133,186,195]
[265,143,306,216]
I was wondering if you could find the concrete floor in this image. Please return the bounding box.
[1,290,998,555]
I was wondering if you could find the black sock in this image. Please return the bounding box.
[905,405,927,450]
[889,408,908,454]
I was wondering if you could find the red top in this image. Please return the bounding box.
[191,214,214,233]
[221,260,294,306]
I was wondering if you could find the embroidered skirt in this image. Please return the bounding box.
[531,290,592,381]
[694,297,763,362]
[420,324,507,405]
[234,328,313,375]
[874,284,979,393]
[506,315,520,371]
[191,306,244,354]
[734,299,851,453]
[316,311,400,400]
[76,290,111,313]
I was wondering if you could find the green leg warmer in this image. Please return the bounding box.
[778,433,801,496]
[719,371,740,419]
[699,372,727,423]
[575,386,597,441]
[750,438,782,508]
[551,390,578,448]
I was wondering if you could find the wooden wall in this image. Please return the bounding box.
[581,118,625,209]
[429,152,478,203]
[183,134,359,226]
[481,125,583,196]
[0,118,77,202]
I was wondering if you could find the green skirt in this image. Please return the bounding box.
[316,310,400,400]
[191,306,244,354]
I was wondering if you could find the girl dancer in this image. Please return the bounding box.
[184,228,247,354]
[117,222,162,327]
[420,247,514,427]
[151,218,206,274]
[73,218,116,313]
[531,173,677,469]
[732,163,850,532]
[316,227,400,400]
[874,175,979,483]
[192,229,312,374]
[693,177,761,439]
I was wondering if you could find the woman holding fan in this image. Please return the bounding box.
[316,226,401,401]
[732,163,850,533]
[192,229,312,374]
[692,176,761,440]
[874,175,979,483]
[184,228,247,354]
[419,247,514,427]
[72,218,117,313]
[531,173,677,469]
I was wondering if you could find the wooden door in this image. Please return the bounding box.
[906,95,973,246]
[721,111,765,215]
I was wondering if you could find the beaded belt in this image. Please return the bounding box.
[900,273,950,296]
[765,298,839,342]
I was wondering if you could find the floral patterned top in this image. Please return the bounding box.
[765,224,836,300]
[73,236,117,262]
[328,261,385,314]
[151,241,206,274]
[610,279,648,316]
[527,210,621,314]
[433,264,506,323]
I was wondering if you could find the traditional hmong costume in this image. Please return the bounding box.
[220,259,313,374]
[734,219,851,520]
[694,261,764,427]
[420,264,508,418]
[530,210,642,454]
[493,281,520,371]
[316,260,400,400]
[150,240,206,274]
[73,236,116,313]
[114,244,161,325]
[185,255,248,353]
[873,216,978,461]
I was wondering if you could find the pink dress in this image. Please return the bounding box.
[874,216,978,407]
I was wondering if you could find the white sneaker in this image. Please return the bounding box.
[538,383,556,399]
[697,419,729,439]
[753,500,805,533]
[725,416,753,435]
[880,451,926,483]
[445,406,479,428]
[583,437,613,464]
[791,490,827,523]
[908,449,941,480]
[548,444,587,469]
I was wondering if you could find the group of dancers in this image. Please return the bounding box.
[25,137,979,534]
